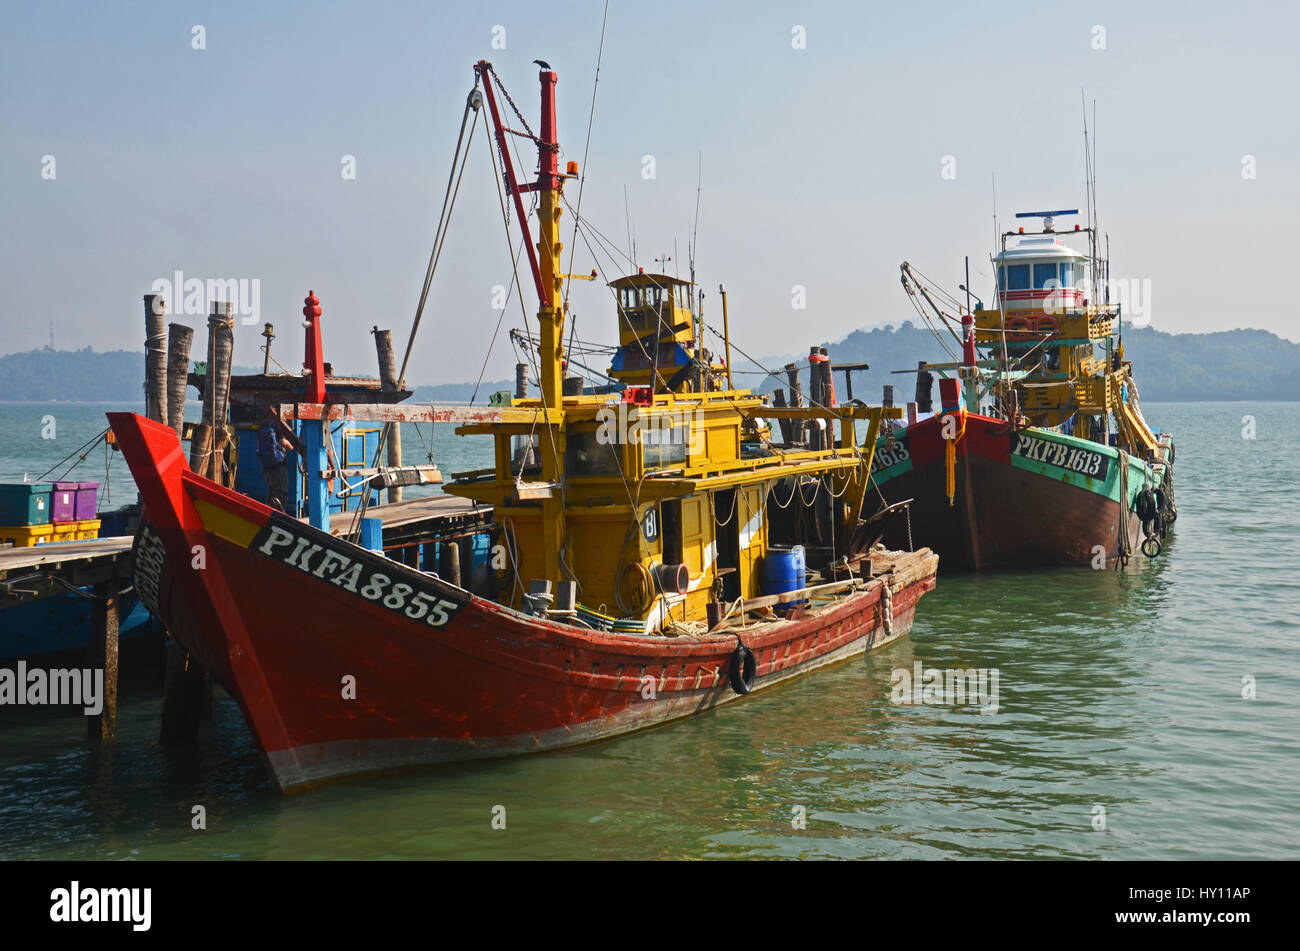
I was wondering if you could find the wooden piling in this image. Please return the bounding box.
[440,541,461,588]
[86,579,119,740]
[144,295,168,426]
[159,642,209,746]
[773,389,793,444]
[515,363,529,399]
[785,363,804,445]
[373,328,403,504]
[915,361,933,413]
[809,348,831,449]
[823,350,836,448]
[193,304,234,481]
[165,322,194,440]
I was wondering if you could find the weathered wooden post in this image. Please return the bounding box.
[915,360,933,413]
[160,642,209,746]
[144,295,168,425]
[86,579,119,740]
[165,323,194,441]
[440,541,461,588]
[785,363,804,445]
[808,348,830,449]
[773,389,793,444]
[515,362,529,399]
[209,302,234,483]
[190,304,234,481]
[372,327,403,504]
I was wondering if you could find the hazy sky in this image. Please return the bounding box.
[3,0,1296,385]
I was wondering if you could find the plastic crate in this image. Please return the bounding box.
[0,523,54,547]
[51,482,78,523]
[74,482,100,520]
[0,483,53,526]
[72,519,101,540]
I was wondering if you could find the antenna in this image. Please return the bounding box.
[690,152,702,312]
[991,172,998,247]
[624,185,633,268]
[1081,89,1097,301]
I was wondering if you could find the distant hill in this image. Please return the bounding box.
[743,323,1300,404]
[4,327,1300,402]
[0,348,146,402]
[410,380,513,403]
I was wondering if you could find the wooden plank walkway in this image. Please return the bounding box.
[0,537,134,607]
[370,494,494,548]
[371,494,491,529]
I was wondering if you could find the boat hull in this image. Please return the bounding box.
[110,412,938,790]
[869,412,1159,570]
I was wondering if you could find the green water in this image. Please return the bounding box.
[1,402,1297,859]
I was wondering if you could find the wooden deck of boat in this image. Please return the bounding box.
[371,494,491,529]
[371,493,494,547]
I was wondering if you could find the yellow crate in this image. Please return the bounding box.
[0,523,54,547]
[73,519,101,540]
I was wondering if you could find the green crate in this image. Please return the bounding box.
[0,483,54,526]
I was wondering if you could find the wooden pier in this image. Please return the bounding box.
[0,537,134,607]
[1,492,492,741]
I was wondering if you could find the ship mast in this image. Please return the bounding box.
[477,60,570,584]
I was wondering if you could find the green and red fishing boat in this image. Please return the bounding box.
[869,209,1176,570]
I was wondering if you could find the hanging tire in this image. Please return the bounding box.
[728,643,757,695]
[1142,535,1162,558]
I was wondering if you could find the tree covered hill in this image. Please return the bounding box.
[4,326,1300,403]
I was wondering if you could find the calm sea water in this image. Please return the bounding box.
[1,401,1297,859]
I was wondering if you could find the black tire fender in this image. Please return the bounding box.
[728,643,757,695]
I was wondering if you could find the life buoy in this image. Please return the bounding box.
[1005,316,1032,342]
[728,642,757,695]
[1035,314,1060,337]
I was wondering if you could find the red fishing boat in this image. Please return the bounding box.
[109,59,938,790]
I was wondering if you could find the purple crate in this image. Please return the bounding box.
[74,481,99,520]
[51,482,78,523]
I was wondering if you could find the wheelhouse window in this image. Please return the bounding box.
[565,431,622,477]
[642,421,690,468]
[1060,261,1076,287]
[1034,263,1059,289]
[1003,264,1030,291]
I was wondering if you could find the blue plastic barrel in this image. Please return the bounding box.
[762,545,806,599]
